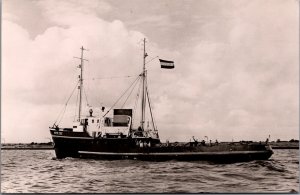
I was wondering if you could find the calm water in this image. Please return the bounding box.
[1,149,299,193]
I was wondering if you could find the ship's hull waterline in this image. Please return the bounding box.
[50,130,273,163]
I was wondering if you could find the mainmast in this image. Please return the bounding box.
[140,38,147,129]
[75,46,88,121]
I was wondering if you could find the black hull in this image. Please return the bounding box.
[78,151,273,163]
[50,130,273,163]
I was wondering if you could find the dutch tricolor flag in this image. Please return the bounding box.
[159,59,175,69]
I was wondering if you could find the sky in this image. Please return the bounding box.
[2,0,299,143]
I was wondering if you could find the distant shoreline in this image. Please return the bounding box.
[1,147,54,150]
[1,141,298,150]
[270,146,299,149]
[1,142,54,150]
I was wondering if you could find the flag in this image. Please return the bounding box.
[159,59,175,69]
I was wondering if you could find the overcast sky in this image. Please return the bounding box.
[2,0,299,143]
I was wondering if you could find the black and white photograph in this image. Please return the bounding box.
[1,0,299,193]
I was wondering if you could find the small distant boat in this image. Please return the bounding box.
[49,39,273,163]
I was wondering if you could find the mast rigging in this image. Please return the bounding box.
[74,46,88,121]
[141,38,147,130]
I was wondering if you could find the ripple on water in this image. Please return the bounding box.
[1,149,299,193]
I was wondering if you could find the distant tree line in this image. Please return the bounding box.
[30,142,53,145]
[276,139,299,143]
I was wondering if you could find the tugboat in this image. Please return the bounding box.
[50,39,273,163]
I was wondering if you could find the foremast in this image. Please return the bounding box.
[75,46,88,121]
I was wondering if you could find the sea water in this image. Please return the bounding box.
[1,149,299,193]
